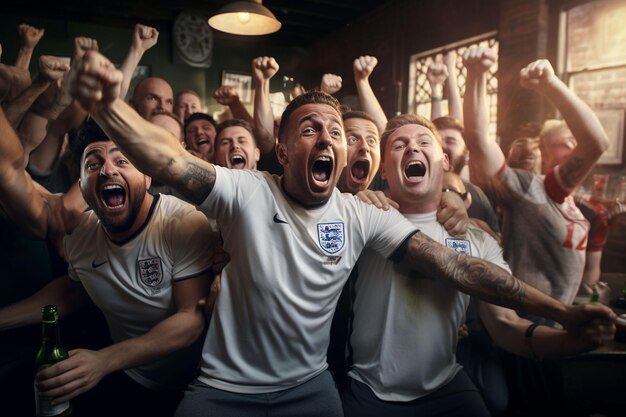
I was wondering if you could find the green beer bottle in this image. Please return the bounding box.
[34,305,72,417]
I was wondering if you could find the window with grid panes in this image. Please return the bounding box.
[408,33,499,142]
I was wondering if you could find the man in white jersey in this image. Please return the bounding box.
[461,48,609,325]
[68,50,616,417]
[0,114,213,417]
[344,114,614,417]
[213,118,260,170]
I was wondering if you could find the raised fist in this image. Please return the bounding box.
[132,24,159,52]
[320,73,342,95]
[353,55,378,81]
[18,24,45,49]
[39,56,71,82]
[73,37,99,62]
[69,51,123,113]
[519,59,557,90]
[427,54,448,86]
[252,56,279,81]
[462,47,496,74]
[213,85,240,105]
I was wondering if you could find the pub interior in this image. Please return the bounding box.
[1,0,625,416]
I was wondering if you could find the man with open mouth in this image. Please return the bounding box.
[213,118,260,171]
[184,113,217,163]
[342,114,614,417]
[69,50,616,417]
[0,114,214,417]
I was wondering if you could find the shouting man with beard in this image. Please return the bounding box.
[0,113,214,417]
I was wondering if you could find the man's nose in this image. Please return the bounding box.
[100,159,117,177]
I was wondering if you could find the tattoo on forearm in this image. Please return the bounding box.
[407,233,527,309]
[172,160,215,204]
[559,156,585,189]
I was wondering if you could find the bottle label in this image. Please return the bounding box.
[35,384,70,416]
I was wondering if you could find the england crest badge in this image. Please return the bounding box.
[138,257,164,287]
[317,222,345,254]
[445,238,471,256]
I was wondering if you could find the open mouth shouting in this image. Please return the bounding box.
[229,153,247,170]
[311,155,334,191]
[100,183,127,210]
[196,136,210,148]
[404,160,426,183]
[351,159,371,183]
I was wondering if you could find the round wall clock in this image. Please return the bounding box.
[173,12,213,68]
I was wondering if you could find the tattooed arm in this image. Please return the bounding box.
[519,60,609,193]
[400,231,616,331]
[69,50,215,205]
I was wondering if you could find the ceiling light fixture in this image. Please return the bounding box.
[208,0,282,36]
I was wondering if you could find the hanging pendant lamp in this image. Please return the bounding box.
[208,0,282,35]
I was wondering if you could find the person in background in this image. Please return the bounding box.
[175,89,203,122]
[184,113,217,163]
[130,77,174,120]
[69,49,616,417]
[462,48,609,321]
[213,119,260,171]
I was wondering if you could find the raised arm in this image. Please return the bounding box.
[353,55,387,134]
[401,231,616,332]
[28,100,88,173]
[4,55,70,133]
[520,60,609,192]
[214,85,253,124]
[119,24,158,101]
[15,24,45,70]
[0,106,55,239]
[70,50,216,205]
[251,56,279,154]
[443,50,462,122]
[462,47,505,184]
[478,301,614,358]
[427,54,448,120]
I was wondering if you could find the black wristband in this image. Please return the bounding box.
[525,323,541,360]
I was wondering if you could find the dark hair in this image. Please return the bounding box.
[216,118,255,141]
[342,110,377,126]
[277,91,342,143]
[70,118,110,169]
[432,116,464,135]
[380,114,441,160]
[184,112,217,134]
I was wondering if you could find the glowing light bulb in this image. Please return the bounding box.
[237,12,251,24]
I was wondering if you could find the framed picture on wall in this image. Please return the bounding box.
[595,108,624,165]
[221,71,253,104]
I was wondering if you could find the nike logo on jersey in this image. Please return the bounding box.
[91,259,108,268]
[273,213,288,224]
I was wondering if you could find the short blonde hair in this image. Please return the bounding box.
[539,119,567,148]
[380,114,441,160]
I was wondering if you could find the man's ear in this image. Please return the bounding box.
[145,176,152,189]
[442,152,450,172]
[276,141,288,166]
[465,191,472,210]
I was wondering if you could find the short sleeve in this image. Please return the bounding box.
[169,208,214,280]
